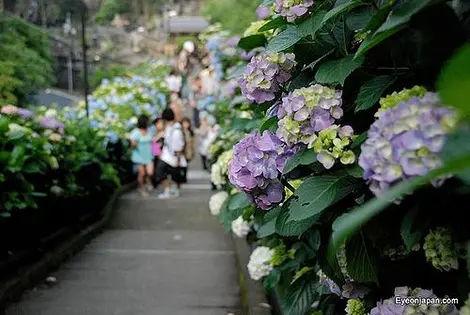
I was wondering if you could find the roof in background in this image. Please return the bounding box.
[168,16,209,34]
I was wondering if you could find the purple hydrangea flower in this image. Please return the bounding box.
[276,84,343,147]
[256,5,272,19]
[39,116,65,134]
[228,131,297,210]
[275,0,314,22]
[239,52,296,104]
[18,108,34,120]
[370,287,459,315]
[359,92,457,196]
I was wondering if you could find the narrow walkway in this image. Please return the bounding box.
[6,168,241,315]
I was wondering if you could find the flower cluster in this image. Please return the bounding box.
[276,84,343,147]
[209,191,229,216]
[211,149,233,188]
[274,0,314,22]
[423,227,459,271]
[228,131,297,210]
[370,287,459,315]
[317,270,369,299]
[1,105,34,119]
[345,299,366,315]
[247,246,275,280]
[231,215,251,238]
[376,85,427,117]
[239,52,296,104]
[256,4,275,20]
[39,116,65,134]
[359,92,458,195]
[381,243,420,261]
[270,243,296,266]
[312,125,356,169]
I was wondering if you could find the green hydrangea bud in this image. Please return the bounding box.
[312,125,356,170]
[376,86,427,117]
[381,244,421,261]
[423,227,459,271]
[270,244,287,267]
[345,299,366,315]
[292,266,313,283]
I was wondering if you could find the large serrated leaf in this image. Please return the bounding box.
[266,26,301,52]
[276,204,319,237]
[281,276,318,315]
[354,0,434,58]
[258,16,287,32]
[318,0,365,30]
[259,116,278,134]
[355,75,396,112]
[345,231,379,284]
[263,268,281,291]
[298,10,327,37]
[441,128,470,184]
[257,206,281,238]
[283,147,317,174]
[400,204,430,251]
[315,55,365,86]
[437,43,470,117]
[238,34,267,51]
[288,171,362,221]
[229,192,252,211]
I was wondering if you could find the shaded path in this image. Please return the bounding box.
[6,168,241,315]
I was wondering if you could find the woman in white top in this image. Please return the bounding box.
[155,108,187,199]
[166,69,183,94]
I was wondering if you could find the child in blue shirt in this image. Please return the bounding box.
[130,115,154,197]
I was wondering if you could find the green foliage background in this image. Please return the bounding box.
[202,0,259,35]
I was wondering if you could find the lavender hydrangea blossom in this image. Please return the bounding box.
[276,84,343,147]
[228,131,297,210]
[39,116,65,134]
[239,52,296,104]
[359,92,458,196]
[275,0,314,22]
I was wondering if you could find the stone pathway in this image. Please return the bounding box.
[5,168,241,315]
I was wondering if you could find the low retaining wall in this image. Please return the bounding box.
[0,182,137,311]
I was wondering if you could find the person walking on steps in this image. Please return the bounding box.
[181,117,195,183]
[155,108,187,199]
[130,115,154,197]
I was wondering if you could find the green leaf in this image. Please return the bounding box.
[307,48,335,69]
[259,116,279,134]
[441,128,470,183]
[355,75,396,112]
[283,147,317,174]
[360,2,393,34]
[7,126,27,140]
[318,0,365,31]
[346,5,375,32]
[238,34,267,51]
[354,0,434,58]
[376,0,433,34]
[345,231,379,284]
[288,171,362,221]
[8,145,27,171]
[298,10,327,37]
[437,43,470,117]
[31,192,47,197]
[229,192,252,211]
[263,268,281,291]
[23,161,42,173]
[281,277,318,315]
[304,230,321,257]
[315,55,365,86]
[351,132,367,149]
[400,205,424,251]
[226,64,246,80]
[257,206,281,238]
[288,71,314,91]
[276,204,319,237]
[345,165,363,178]
[258,16,287,32]
[355,25,406,58]
[328,154,470,257]
[266,26,301,52]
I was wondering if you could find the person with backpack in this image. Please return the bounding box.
[155,108,187,199]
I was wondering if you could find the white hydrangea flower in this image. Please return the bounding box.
[44,109,58,117]
[209,191,229,216]
[211,150,233,187]
[231,216,251,238]
[247,246,274,281]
